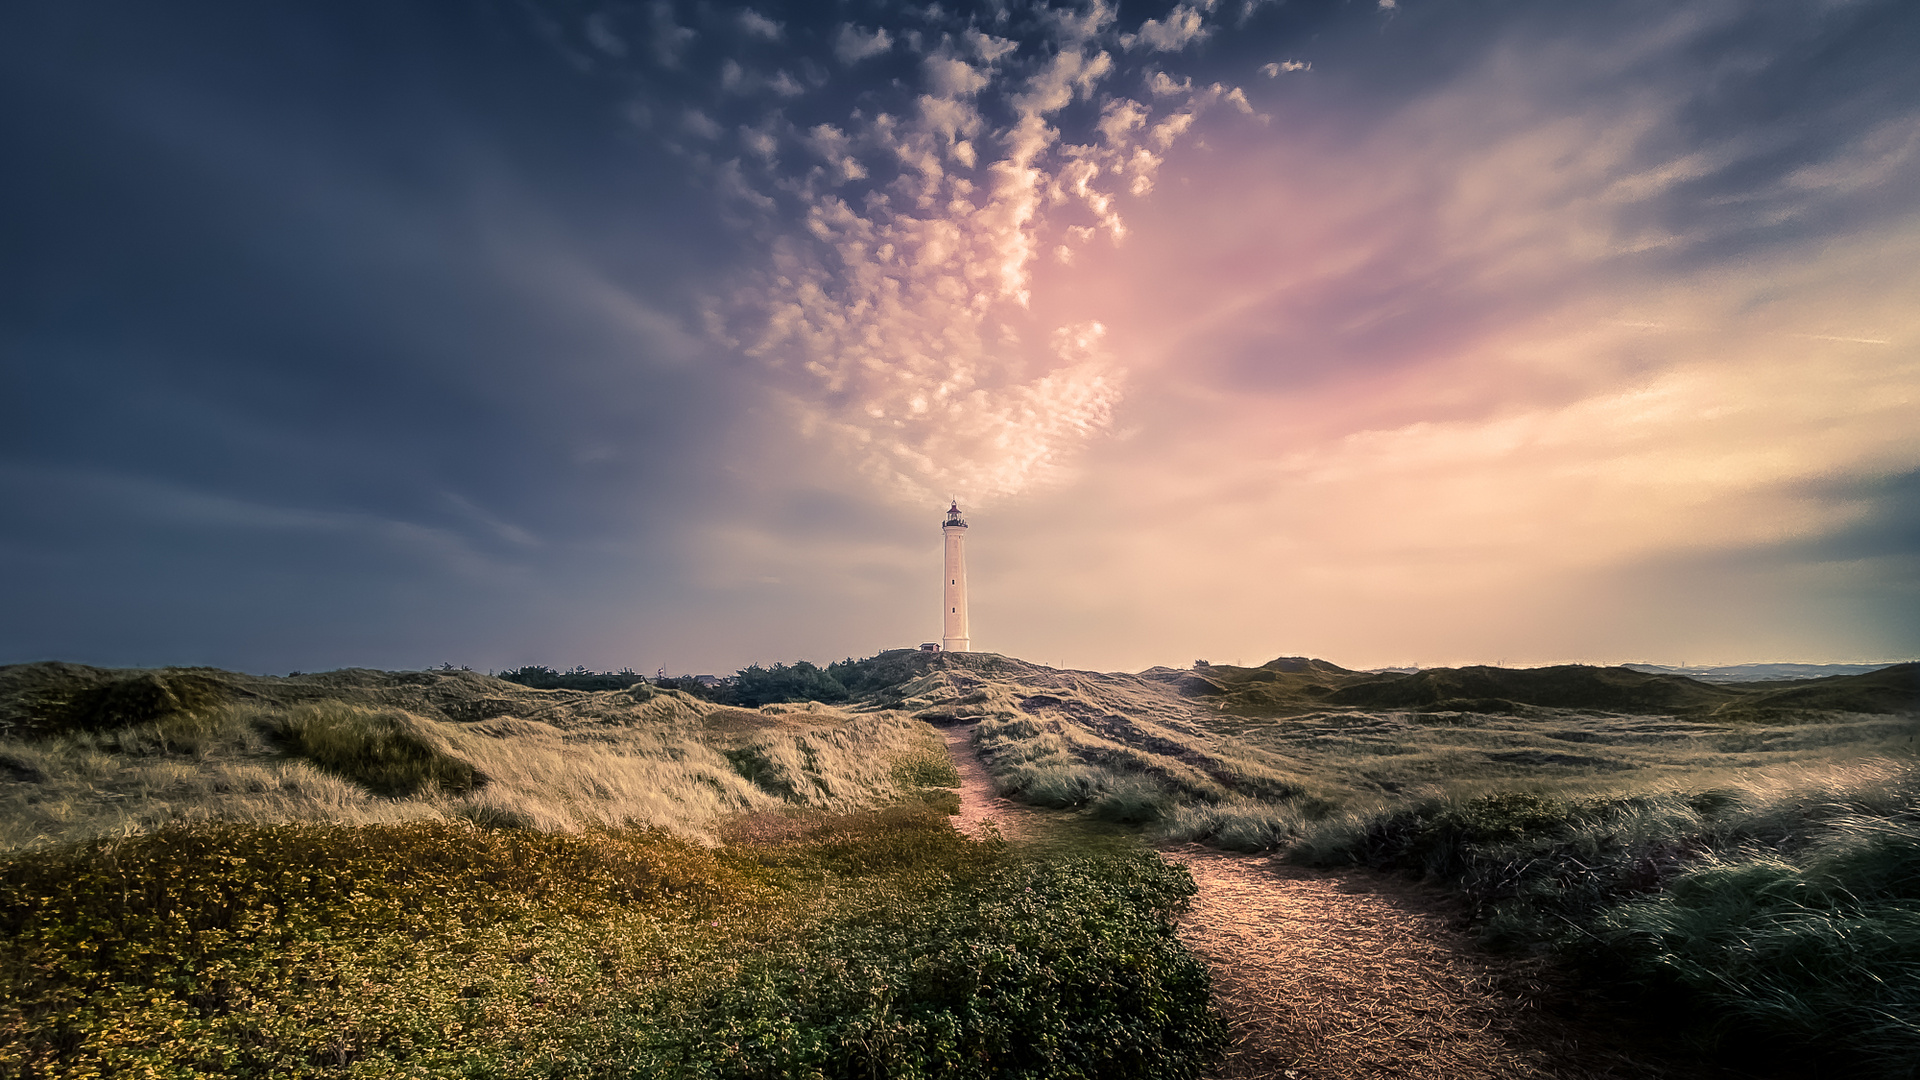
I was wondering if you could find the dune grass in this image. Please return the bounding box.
[7,654,1913,1076]
[1264,758,1920,1075]
[0,668,953,853]
[268,702,481,796]
[870,652,1920,1076]
[0,802,1223,1079]
[0,662,1231,1077]
[1590,810,1920,1076]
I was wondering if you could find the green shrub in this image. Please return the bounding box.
[892,747,962,789]
[4,669,236,738]
[495,664,649,691]
[676,852,1223,1079]
[1001,762,1105,808]
[0,810,1224,1079]
[1320,790,1574,881]
[725,742,806,799]
[731,661,851,706]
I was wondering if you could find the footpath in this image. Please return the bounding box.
[941,725,1736,1080]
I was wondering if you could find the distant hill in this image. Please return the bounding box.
[1141,657,1919,719]
[1621,662,1912,683]
[1323,664,1731,713]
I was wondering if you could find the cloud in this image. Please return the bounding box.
[738,123,778,161]
[648,2,695,67]
[584,12,627,57]
[1145,70,1192,97]
[975,0,1920,666]
[1097,98,1148,144]
[1261,60,1309,75]
[801,123,867,183]
[834,23,893,65]
[718,158,776,210]
[682,108,722,139]
[692,0,1250,504]
[924,56,989,96]
[735,9,782,41]
[2,463,519,580]
[964,29,1019,64]
[1124,3,1213,52]
[719,59,806,97]
[20,0,1919,673]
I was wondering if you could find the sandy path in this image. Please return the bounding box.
[940,724,1720,1080]
[1161,848,1720,1080]
[937,723,1049,841]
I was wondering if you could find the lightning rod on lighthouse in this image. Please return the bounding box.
[942,502,971,653]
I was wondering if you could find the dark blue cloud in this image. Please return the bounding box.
[1600,469,1920,658]
[0,0,748,670]
[1790,469,1920,566]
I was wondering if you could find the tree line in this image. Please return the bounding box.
[494,655,899,705]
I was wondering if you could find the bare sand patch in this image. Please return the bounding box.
[938,723,1050,841]
[1163,848,1757,1080]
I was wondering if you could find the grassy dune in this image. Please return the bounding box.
[6,652,1916,1076]
[0,661,1222,1078]
[0,664,944,852]
[858,650,1919,1076]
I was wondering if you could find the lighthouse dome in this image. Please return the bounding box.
[943,502,968,528]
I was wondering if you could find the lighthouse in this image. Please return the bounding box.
[942,502,971,652]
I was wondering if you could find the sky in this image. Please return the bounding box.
[3,0,1917,676]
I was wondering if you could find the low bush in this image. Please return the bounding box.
[0,805,1224,1079]
[3,669,235,739]
[891,746,962,788]
[495,665,648,691]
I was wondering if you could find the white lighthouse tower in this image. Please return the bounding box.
[941,502,971,652]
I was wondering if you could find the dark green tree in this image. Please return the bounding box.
[730,661,850,706]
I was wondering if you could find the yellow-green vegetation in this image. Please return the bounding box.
[0,664,948,852]
[0,660,1225,1078]
[8,650,1915,1076]
[0,803,1223,1078]
[853,650,1920,1077]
